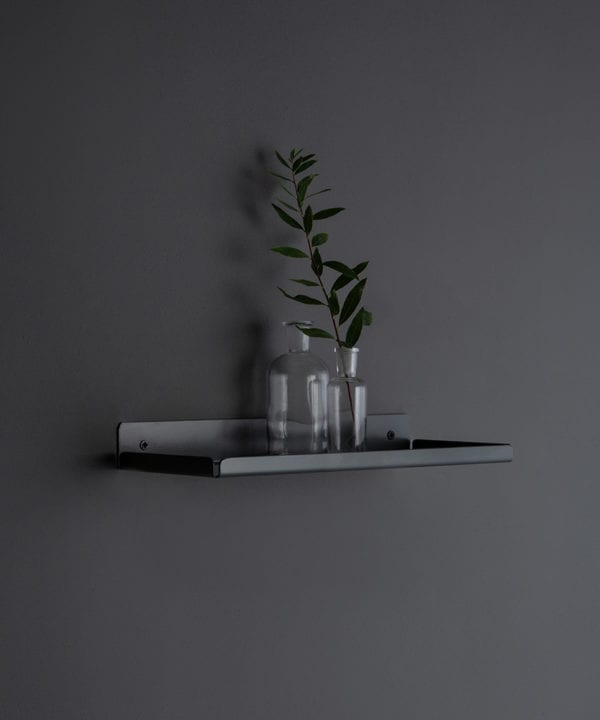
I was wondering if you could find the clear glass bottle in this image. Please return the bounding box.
[267,321,329,455]
[328,346,367,452]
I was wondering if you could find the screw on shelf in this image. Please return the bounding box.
[386,430,396,440]
[140,440,149,450]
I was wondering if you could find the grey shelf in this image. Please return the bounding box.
[116,414,512,478]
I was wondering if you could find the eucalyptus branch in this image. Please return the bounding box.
[291,168,345,350]
[269,147,373,356]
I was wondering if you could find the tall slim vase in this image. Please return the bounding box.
[327,346,367,452]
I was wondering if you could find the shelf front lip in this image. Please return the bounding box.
[218,443,512,477]
[117,443,512,478]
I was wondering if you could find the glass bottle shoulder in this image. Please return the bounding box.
[269,349,329,376]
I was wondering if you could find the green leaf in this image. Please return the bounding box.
[271,246,309,258]
[345,309,364,347]
[299,327,335,340]
[329,289,339,316]
[270,170,292,183]
[278,199,298,213]
[275,151,291,169]
[339,278,366,324]
[278,287,325,305]
[303,205,313,234]
[323,260,358,279]
[291,278,319,287]
[312,247,323,277]
[307,188,331,198]
[362,308,373,326]
[297,174,316,204]
[295,159,317,175]
[332,274,352,292]
[278,182,295,198]
[272,204,303,229]
[292,153,317,172]
[292,153,314,172]
[311,233,328,247]
[293,153,316,171]
[313,207,345,220]
[331,261,369,292]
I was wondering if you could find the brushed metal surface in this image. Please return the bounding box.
[116,414,512,478]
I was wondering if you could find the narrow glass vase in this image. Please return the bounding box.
[267,321,329,455]
[328,346,367,452]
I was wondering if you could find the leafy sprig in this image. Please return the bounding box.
[270,147,373,348]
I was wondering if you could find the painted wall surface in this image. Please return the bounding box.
[2,1,600,718]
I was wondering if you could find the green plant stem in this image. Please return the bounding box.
[291,170,356,424]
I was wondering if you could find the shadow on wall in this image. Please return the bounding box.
[225,146,280,419]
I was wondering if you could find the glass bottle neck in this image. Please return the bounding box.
[335,346,359,377]
[285,322,311,352]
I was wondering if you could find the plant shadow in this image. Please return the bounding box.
[224,146,281,419]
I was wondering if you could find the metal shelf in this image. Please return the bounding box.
[116,414,512,478]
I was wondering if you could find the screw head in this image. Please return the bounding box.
[139,440,149,450]
[386,430,396,440]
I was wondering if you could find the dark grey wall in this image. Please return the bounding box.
[3,1,600,718]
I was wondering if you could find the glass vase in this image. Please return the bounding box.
[327,346,367,452]
[267,321,329,455]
